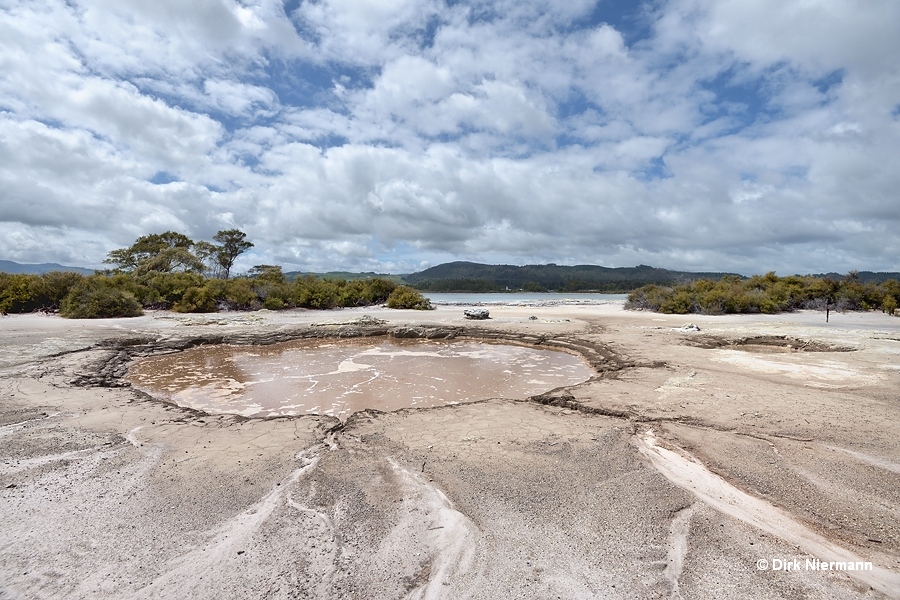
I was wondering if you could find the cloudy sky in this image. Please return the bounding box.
[1,0,898,275]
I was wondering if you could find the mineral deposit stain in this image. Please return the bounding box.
[128,338,594,419]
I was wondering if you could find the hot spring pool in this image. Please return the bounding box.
[127,337,595,420]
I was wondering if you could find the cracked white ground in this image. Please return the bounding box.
[1,304,898,599]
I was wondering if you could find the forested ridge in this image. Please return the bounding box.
[404,261,741,292]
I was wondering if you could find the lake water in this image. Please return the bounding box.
[423,292,629,305]
[128,338,595,420]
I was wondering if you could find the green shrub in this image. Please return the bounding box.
[60,278,143,318]
[659,289,694,314]
[263,296,286,310]
[172,286,217,313]
[625,284,672,311]
[145,272,206,307]
[0,273,37,313]
[361,277,397,304]
[289,276,398,309]
[883,296,898,316]
[207,278,257,310]
[626,274,900,316]
[883,279,900,301]
[31,271,85,309]
[386,286,432,310]
[336,279,364,307]
[294,277,340,309]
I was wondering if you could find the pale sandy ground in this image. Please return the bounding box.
[1,304,899,599]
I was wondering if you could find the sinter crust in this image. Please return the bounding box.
[1,305,898,599]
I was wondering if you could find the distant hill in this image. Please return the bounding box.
[0,260,94,275]
[403,262,742,292]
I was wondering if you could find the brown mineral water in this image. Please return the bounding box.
[127,337,593,420]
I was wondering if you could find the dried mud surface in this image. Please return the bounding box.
[1,306,899,599]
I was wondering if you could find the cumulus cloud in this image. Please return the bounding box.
[0,0,898,275]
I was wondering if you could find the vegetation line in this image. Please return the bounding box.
[0,230,431,318]
[626,272,899,316]
[3,231,898,318]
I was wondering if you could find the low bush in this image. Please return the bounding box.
[386,286,432,310]
[172,286,217,313]
[60,278,143,318]
[626,274,900,316]
[144,272,206,308]
[883,296,898,316]
[34,271,85,309]
[294,276,341,309]
[203,278,257,310]
[0,273,36,313]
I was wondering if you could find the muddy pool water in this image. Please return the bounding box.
[127,338,595,420]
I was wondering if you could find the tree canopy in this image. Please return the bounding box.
[213,229,254,280]
[104,229,253,279]
[104,231,204,275]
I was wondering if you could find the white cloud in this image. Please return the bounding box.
[202,79,280,118]
[75,0,307,76]
[0,0,898,275]
[686,0,900,76]
[293,0,443,65]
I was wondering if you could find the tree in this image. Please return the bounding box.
[104,231,204,275]
[248,264,284,284]
[192,240,222,278]
[213,229,253,280]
